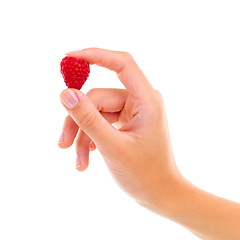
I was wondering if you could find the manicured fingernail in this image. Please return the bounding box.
[76,155,82,171]
[60,89,79,109]
[58,132,65,145]
[66,50,80,55]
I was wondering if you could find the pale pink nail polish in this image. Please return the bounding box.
[60,89,79,109]
[76,155,82,171]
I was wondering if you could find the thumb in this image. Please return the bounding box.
[60,88,120,149]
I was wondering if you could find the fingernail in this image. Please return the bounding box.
[76,155,82,171]
[58,132,65,145]
[66,50,80,55]
[60,89,79,109]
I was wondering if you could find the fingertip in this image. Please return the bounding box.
[76,166,88,172]
[89,141,96,151]
[58,139,71,149]
[58,132,65,148]
[65,50,81,56]
[58,115,79,149]
[65,49,89,59]
[58,142,70,149]
[76,165,82,171]
[76,155,89,172]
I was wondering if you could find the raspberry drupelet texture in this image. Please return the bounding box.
[60,56,90,90]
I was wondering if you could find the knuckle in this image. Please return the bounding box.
[78,111,97,130]
[115,51,136,75]
[119,51,135,63]
[154,89,163,102]
[86,88,98,98]
[86,88,101,110]
[145,89,165,119]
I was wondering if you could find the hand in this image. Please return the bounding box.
[59,48,240,240]
[58,48,182,211]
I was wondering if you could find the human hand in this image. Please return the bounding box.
[58,48,240,240]
[58,48,183,213]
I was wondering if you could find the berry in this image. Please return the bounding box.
[60,56,90,90]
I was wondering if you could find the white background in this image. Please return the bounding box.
[0,0,240,239]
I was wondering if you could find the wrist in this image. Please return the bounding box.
[155,174,192,218]
[136,169,191,217]
[158,176,196,218]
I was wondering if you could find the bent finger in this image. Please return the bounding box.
[86,88,128,113]
[60,89,124,152]
[66,48,154,99]
[58,115,79,149]
[75,111,120,171]
[75,130,90,171]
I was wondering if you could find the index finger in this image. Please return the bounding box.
[66,48,154,99]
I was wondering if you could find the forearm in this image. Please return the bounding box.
[160,177,240,240]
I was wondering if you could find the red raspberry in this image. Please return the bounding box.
[60,56,90,90]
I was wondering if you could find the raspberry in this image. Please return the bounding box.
[60,56,90,90]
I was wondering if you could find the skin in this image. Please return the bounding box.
[58,48,240,240]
